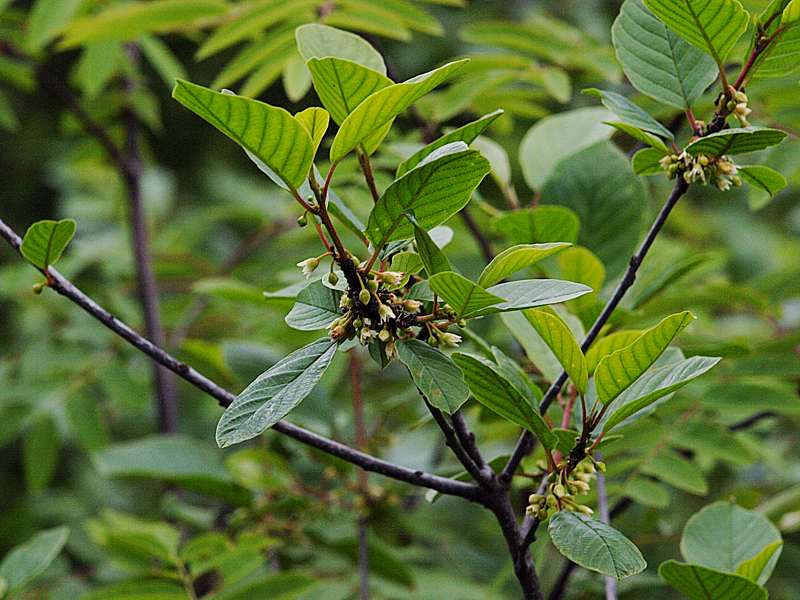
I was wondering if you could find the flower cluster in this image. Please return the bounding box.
[526,458,604,520]
[725,90,752,127]
[660,152,742,191]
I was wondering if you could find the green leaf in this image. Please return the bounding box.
[23,414,59,494]
[74,40,123,99]
[519,107,613,190]
[396,340,470,414]
[60,0,228,48]
[295,107,329,156]
[397,109,504,176]
[296,23,386,74]
[622,478,670,508]
[681,502,782,582]
[211,29,296,91]
[738,165,788,197]
[452,353,557,449]
[24,0,82,51]
[330,59,468,162]
[586,330,643,372]
[632,147,669,175]
[285,280,342,332]
[81,580,188,600]
[365,147,490,246]
[478,243,571,287]
[501,312,563,382]
[548,512,647,579]
[541,142,648,278]
[172,79,313,190]
[492,206,580,245]
[492,346,543,404]
[641,450,708,494]
[643,0,749,65]
[0,527,69,592]
[685,127,787,156]
[751,8,800,79]
[412,221,452,275]
[659,561,768,600]
[428,271,506,319]
[523,309,588,394]
[595,311,695,403]
[557,246,605,323]
[583,88,674,139]
[139,34,188,88]
[602,356,721,431]
[306,57,393,125]
[737,541,783,584]
[476,279,593,317]
[210,573,319,600]
[606,121,671,153]
[20,218,76,269]
[93,435,251,504]
[612,0,719,109]
[87,509,180,566]
[216,338,338,448]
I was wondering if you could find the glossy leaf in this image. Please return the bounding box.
[681,502,782,582]
[583,88,673,138]
[397,340,470,414]
[478,243,570,287]
[501,312,563,382]
[659,561,768,600]
[523,309,588,394]
[519,107,613,190]
[492,206,580,245]
[428,271,505,318]
[296,23,386,74]
[60,0,228,48]
[473,279,592,317]
[330,60,468,162]
[452,352,557,449]
[306,57,393,124]
[736,541,783,584]
[412,221,452,275]
[366,147,490,246]
[586,330,643,373]
[0,527,69,592]
[595,311,695,403]
[173,80,313,190]
[548,512,647,579]
[20,218,76,269]
[295,107,329,156]
[397,109,504,176]
[612,0,718,109]
[632,147,668,175]
[285,280,342,331]
[738,165,788,197]
[685,127,787,156]
[602,355,721,431]
[644,0,749,64]
[606,120,671,153]
[216,339,338,448]
[557,246,605,323]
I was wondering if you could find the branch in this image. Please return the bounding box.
[501,178,690,485]
[426,401,486,485]
[0,218,482,502]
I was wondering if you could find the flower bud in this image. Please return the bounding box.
[330,325,347,341]
[368,279,379,293]
[32,282,44,295]
[553,484,567,498]
[296,212,308,227]
[403,299,422,313]
[359,288,371,305]
[377,271,404,286]
[297,257,320,277]
[595,461,606,473]
[576,505,594,516]
[328,271,339,285]
[439,332,462,347]
[340,295,352,309]
[378,328,391,342]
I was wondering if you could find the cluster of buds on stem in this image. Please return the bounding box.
[526,457,604,520]
[724,89,752,127]
[660,152,742,191]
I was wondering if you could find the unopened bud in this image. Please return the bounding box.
[368,279,379,293]
[327,271,339,285]
[378,328,391,342]
[297,212,308,227]
[32,282,44,295]
[359,288,371,305]
[330,325,347,341]
[403,299,422,313]
[595,461,606,473]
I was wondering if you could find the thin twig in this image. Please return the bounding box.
[426,401,485,485]
[358,151,381,203]
[0,218,482,502]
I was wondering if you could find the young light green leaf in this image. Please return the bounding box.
[20,218,76,269]
[751,5,800,79]
[602,355,721,431]
[211,28,296,91]
[285,280,342,331]
[606,121,671,153]
[643,0,749,65]
[594,311,695,403]
[412,220,452,275]
[330,59,468,162]
[306,57,393,125]
[24,0,82,51]
[283,52,312,102]
[681,502,782,582]
[397,109,504,176]
[557,246,605,323]
[216,338,338,448]
[452,353,557,449]
[366,148,490,246]
[659,561,768,600]
[523,309,588,394]
[736,541,783,584]
[478,243,571,287]
[172,80,313,190]
[296,23,386,74]
[586,330,643,373]
[295,107,329,156]
[492,206,580,245]
[685,127,787,156]
[501,312,564,382]
[549,512,647,579]
[738,165,788,197]
[428,272,506,318]
[396,340,470,414]
[583,88,673,139]
[632,147,669,175]
[0,527,70,592]
[60,0,228,48]
[519,107,614,190]
[612,0,718,109]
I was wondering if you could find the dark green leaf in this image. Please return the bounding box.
[397,340,470,414]
[285,280,343,331]
[659,561,768,600]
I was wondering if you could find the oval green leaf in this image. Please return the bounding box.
[20,218,76,269]
[396,340,470,414]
